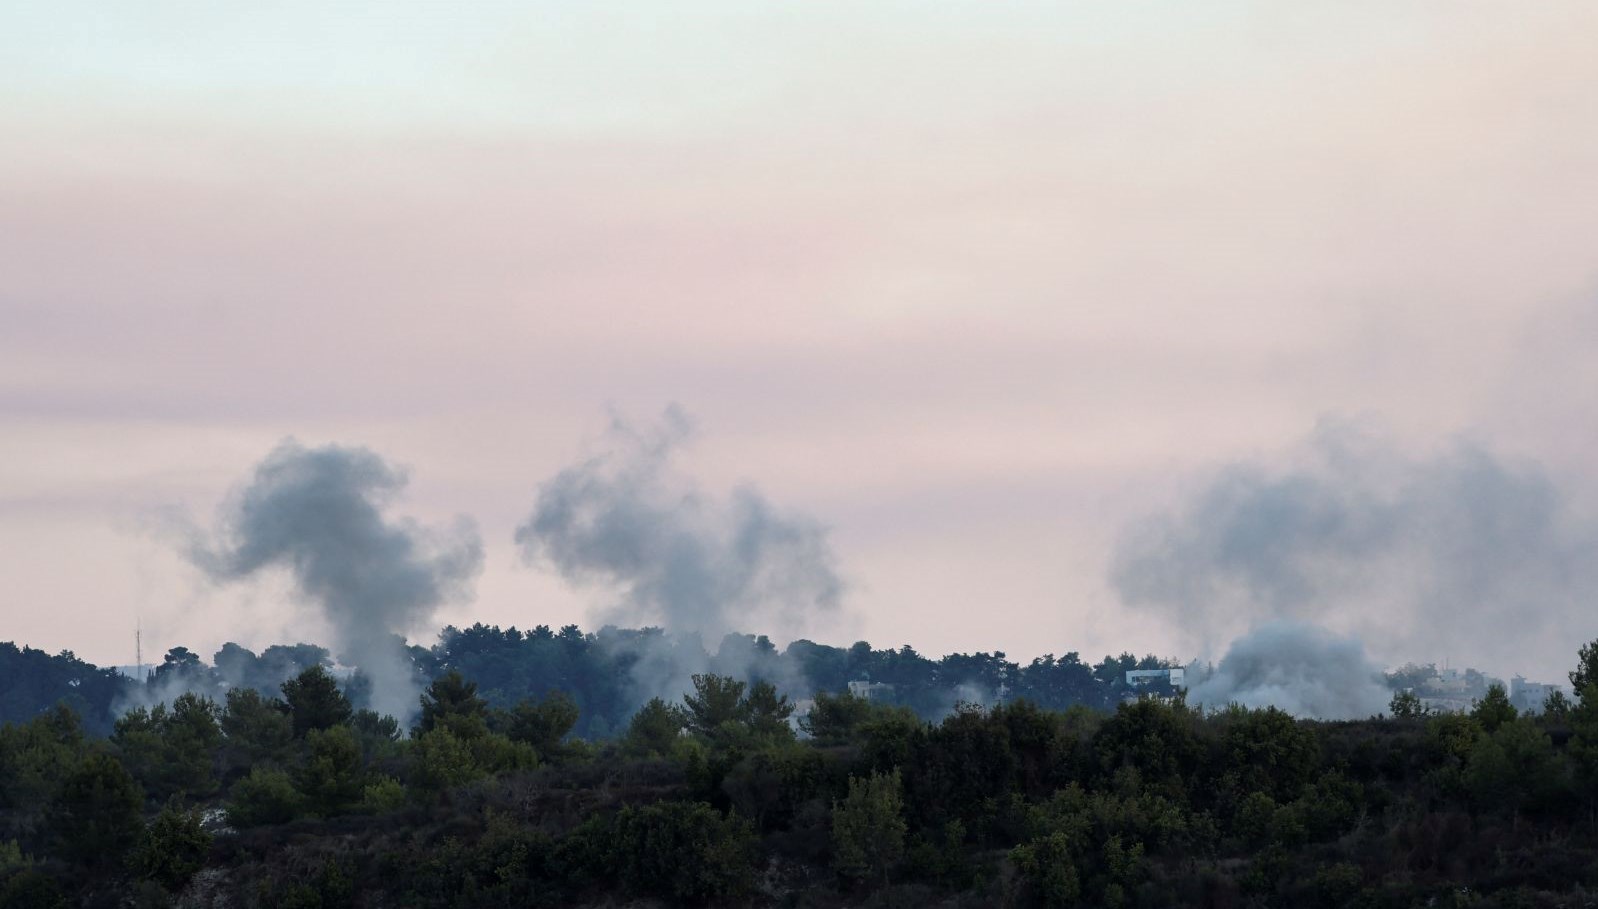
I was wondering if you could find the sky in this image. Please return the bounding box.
[3,2,1597,682]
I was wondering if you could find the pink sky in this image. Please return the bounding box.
[3,3,1597,678]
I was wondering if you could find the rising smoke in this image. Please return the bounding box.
[1185,621,1390,719]
[592,626,817,716]
[516,408,845,702]
[189,439,483,722]
[1113,419,1598,685]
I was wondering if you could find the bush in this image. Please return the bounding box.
[566,801,757,905]
[129,802,211,889]
[410,728,484,792]
[359,777,407,814]
[1011,831,1081,906]
[227,767,302,827]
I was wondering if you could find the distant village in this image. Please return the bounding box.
[1382,664,1568,715]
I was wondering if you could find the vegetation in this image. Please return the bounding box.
[2,631,1597,906]
[1,624,1191,745]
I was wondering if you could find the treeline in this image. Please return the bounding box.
[0,643,129,737]
[0,624,1183,740]
[434,623,1182,733]
[5,643,1598,906]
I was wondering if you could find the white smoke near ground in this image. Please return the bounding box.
[595,626,815,711]
[115,666,209,716]
[1185,621,1390,719]
[517,408,846,705]
[187,439,483,723]
[1112,418,1598,682]
[950,682,996,712]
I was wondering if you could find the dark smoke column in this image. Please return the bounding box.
[190,439,483,722]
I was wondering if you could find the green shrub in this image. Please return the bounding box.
[565,801,757,905]
[358,777,406,814]
[227,767,302,827]
[129,802,211,889]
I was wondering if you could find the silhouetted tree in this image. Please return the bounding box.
[682,674,747,739]
[220,687,292,773]
[1389,689,1424,719]
[499,692,579,755]
[1471,682,1518,733]
[416,671,488,740]
[801,690,873,744]
[623,698,685,757]
[1543,688,1573,720]
[1572,639,1598,701]
[743,681,795,742]
[280,666,352,737]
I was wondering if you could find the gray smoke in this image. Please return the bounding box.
[1113,419,1598,679]
[595,626,815,715]
[190,439,483,722]
[1186,621,1389,719]
[517,408,844,644]
[517,408,843,705]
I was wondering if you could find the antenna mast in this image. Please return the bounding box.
[136,620,143,681]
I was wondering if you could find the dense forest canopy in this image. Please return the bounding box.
[1,627,1595,907]
[0,624,1188,741]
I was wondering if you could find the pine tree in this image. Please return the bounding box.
[48,753,144,867]
[416,671,488,739]
[281,666,352,737]
[1572,640,1598,701]
[832,768,906,888]
[682,674,747,739]
[1471,683,1518,733]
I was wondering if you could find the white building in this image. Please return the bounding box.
[1125,667,1186,688]
[1510,675,1567,712]
[847,679,894,701]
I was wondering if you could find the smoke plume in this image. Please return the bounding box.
[190,439,483,722]
[592,626,816,716]
[1113,419,1598,679]
[517,408,844,702]
[517,408,843,642]
[1185,621,1389,719]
